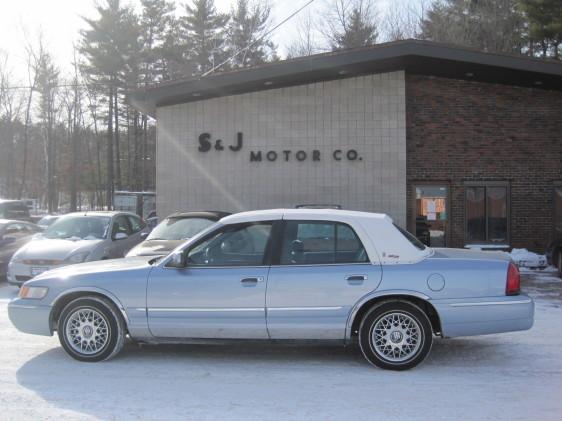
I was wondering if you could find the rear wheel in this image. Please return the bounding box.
[359,300,433,370]
[57,297,125,362]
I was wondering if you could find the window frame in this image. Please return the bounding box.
[168,221,279,269]
[464,181,510,245]
[554,182,562,234]
[274,220,370,267]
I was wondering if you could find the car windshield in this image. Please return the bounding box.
[394,223,426,251]
[147,217,215,241]
[43,215,110,240]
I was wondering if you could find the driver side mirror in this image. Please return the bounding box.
[114,232,128,241]
[167,250,186,268]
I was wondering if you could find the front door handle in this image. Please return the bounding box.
[345,275,367,285]
[240,277,264,285]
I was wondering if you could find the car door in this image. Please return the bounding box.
[126,214,149,248]
[107,215,135,257]
[146,221,275,339]
[266,220,382,340]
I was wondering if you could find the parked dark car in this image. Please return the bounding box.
[0,220,42,277]
[0,200,32,222]
[126,211,230,257]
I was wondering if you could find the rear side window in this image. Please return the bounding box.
[280,221,368,265]
[127,215,144,233]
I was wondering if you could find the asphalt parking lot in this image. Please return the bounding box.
[0,270,561,421]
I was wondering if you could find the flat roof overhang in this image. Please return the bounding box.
[129,39,562,117]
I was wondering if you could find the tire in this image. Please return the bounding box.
[57,296,125,362]
[359,300,433,371]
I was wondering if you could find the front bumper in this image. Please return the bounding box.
[7,262,65,286]
[8,298,53,336]
[433,294,534,338]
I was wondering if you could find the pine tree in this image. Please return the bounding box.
[420,0,526,54]
[227,0,277,68]
[180,0,229,75]
[519,0,562,58]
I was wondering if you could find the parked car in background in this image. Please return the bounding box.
[0,220,43,278]
[7,211,149,286]
[126,211,230,257]
[8,209,533,370]
[0,200,32,222]
[37,215,60,230]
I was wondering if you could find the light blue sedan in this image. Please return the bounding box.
[8,209,534,370]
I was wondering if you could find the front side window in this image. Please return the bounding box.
[112,216,133,237]
[280,221,368,265]
[466,184,508,243]
[127,215,144,233]
[186,223,273,267]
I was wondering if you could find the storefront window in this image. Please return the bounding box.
[466,184,508,244]
[414,185,448,247]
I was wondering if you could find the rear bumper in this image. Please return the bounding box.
[8,299,53,336]
[432,295,534,338]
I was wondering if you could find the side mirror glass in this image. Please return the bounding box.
[114,232,128,241]
[167,250,186,268]
[140,232,149,239]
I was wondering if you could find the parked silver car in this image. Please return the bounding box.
[7,211,149,286]
[8,209,533,370]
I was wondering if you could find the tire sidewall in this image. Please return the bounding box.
[359,301,433,371]
[58,297,120,362]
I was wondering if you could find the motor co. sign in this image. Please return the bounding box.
[198,132,362,162]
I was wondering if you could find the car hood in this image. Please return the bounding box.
[126,239,183,257]
[32,255,154,280]
[430,247,511,262]
[13,237,103,261]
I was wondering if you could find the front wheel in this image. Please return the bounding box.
[359,301,433,370]
[57,296,125,362]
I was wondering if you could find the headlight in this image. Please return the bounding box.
[19,286,49,300]
[67,252,90,263]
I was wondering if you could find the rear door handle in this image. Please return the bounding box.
[240,277,264,285]
[345,275,367,284]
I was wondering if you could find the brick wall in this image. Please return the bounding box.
[406,74,562,251]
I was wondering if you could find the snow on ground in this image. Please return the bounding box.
[0,272,561,421]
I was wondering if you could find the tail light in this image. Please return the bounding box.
[506,262,520,295]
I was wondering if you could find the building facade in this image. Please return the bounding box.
[132,40,562,251]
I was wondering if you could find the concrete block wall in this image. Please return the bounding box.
[156,71,407,226]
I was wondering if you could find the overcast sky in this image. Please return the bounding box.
[0,0,396,82]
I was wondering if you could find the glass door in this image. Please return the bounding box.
[414,185,448,247]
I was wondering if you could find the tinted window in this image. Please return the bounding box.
[466,185,508,243]
[394,224,426,250]
[186,223,272,267]
[280,221,368,265]
[113,216,132,237]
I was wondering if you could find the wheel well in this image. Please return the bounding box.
[50,292,126,333]
[350,295,442,338]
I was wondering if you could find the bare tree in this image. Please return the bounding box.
[382,0,431,41]
[322,0,379,50]
[286,10,322,58]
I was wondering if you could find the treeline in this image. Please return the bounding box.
[0,0,560,214]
